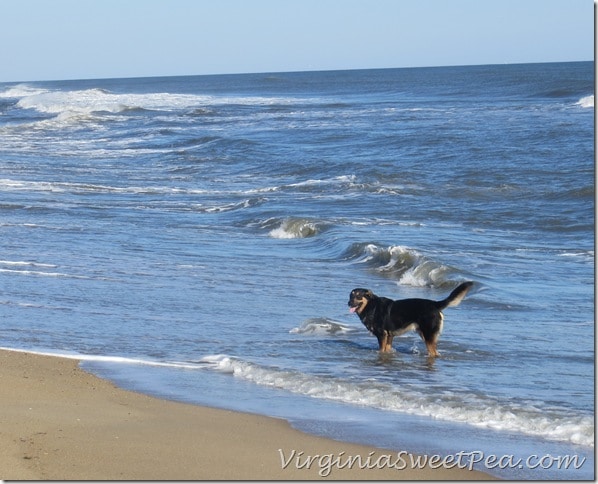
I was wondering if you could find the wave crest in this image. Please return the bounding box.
[6,346,592,448]
[266,217,324,239]
[7,85,314,122]
[576,95,594,108]
[0,84,49,99]
[17,88,139,115]
[200,354,594,448]
[346,243,458,287]
[290,318,357,335]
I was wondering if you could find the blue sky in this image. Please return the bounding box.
[1,0,594,82]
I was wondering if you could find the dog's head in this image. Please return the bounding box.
[348,288,374,315]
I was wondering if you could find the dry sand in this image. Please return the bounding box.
[0,349,493,480]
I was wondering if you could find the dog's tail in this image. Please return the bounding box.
[436,281,474,310]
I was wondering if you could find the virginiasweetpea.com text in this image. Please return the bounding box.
[278,449,587,477]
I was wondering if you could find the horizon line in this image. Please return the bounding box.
[2,59,593,84]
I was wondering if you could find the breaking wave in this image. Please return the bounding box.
[290,318,358,335]
[0,84,49,99]
[345,243,460,287]
[266,217,324,239]
[576,95,594,108]
[2,346,592,449]
[200,354,594,448]
[2,84,313,124]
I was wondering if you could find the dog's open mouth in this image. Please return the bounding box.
[348,304,358,313]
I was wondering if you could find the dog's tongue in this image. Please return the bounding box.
[349,307,356,313]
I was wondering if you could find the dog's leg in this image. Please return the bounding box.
[376,332,387,351]
[378,332,395,352]
[424,328,441,357]
[384,333,394,352]
[425,340,440,357]
[421,314,443,357]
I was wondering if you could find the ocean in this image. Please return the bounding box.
[0,62,594,479]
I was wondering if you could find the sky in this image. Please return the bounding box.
[1,0,594,82]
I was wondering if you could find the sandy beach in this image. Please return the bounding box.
[0,348,493,480]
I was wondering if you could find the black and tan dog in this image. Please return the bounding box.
[348,282,473,356]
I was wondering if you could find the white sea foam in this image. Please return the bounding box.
[9,86,310,123]
[0,178,209,196]
[576,95,594,108]
[290,318,358,335]
[287,175,356,189]
[0,261,61,278]
[0,84,49,98]
[200,354,594,448]
[0,260,56,268]
[0,259,100,280]
[0,268,91,279]
[200,198,262,214]
[15,88,214,116]
[0,347,201,370]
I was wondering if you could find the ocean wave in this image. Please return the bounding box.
[576,95,594,108]
[0,179,267,215]
[345,243,459,287]
[0,347,200,370]
[8,85,314,122]
[290,318,358,335]
[0,260,57,268]
[558,249,594,264]
[0,84,50,99]
[197,198,265,214]
[265,217,324,239]
[287,175,357,189]
[3,345,592,448]
[7,86,213,128]
[200,354,594,448]
[0,267,91,280]
[0,178,213,196]
[16,88,148,115]
[0,259,72,278]
[248,175,364,199]
[0,260,111,281]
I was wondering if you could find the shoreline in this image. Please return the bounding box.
[0,348,493,480]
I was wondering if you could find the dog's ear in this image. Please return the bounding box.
[350,288,374,299]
